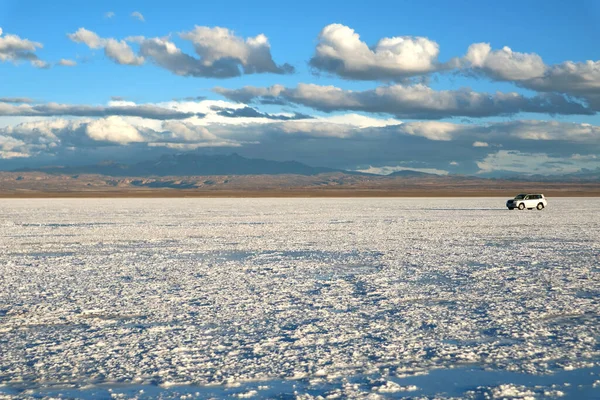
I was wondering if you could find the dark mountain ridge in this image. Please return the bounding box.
[15,153,357,177]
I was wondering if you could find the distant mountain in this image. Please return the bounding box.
[387,170,436,177]
[15,153,349,177]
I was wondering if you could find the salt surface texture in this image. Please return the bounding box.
[0,198,599,399]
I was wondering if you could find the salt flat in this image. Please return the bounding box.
[0,198,599,399]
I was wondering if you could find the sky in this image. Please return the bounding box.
[1,0,599,176]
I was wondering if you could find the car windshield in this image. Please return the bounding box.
[514,194,526,199]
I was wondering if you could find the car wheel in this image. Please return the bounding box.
[537,203,544,210]
[518,203,525,210]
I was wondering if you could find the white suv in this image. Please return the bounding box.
[506,194,547,210]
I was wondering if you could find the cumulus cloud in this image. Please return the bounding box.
[105,11,115,18]
[135,27,294,78]
[0,27,48,68]
[68,28,144,65]
[137,37,237,78]
[69,26,292,78]
[524,61,600,96]
[462,44,600,108]
[182,26,293,75]
[0,101,201,119]
[86,116,145,144]
[464,43,547,81]
[214,83,593,119]
[131,11,145,22]
[104,38,144,65]
[0,134,30,159]
[309,24,455,80]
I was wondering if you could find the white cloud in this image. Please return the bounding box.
[161,120,218,142]
[105,11,115,18]
[131,11,145,22]
[399,121,463,141]
[72,26,293,78]
[58,59,77,66]
[31,59,49,69]
[68,28,104,49]
[315,113,402,128]
[309,24,453,80]
[68,28,144,65]
[0,135,30,159]
[86,116,145,144]
[491,119,600,142]
[0,27,47,68]
[176,26,293,75]
[0,113,240,157]
[104,38,144,65]
[275,120,357,138]
[397,119,600,144]
[462,44,600,108]
[525,60,600,95]
[464,43,546,80]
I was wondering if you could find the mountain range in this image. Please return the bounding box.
[15,153,351,177]
[3,152,599,196]
[12,152,600,182]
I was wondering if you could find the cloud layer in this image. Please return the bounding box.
[0,115,239,159]
[214,83,592,119]
[1,97,597,178]
[0,101,201,119]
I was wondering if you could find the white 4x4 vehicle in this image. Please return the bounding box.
[506,194,547,210]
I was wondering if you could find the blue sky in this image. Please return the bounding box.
[0,0,599,175]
